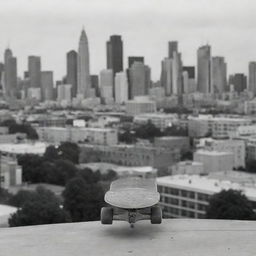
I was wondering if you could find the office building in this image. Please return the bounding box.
[79,144,180,172]
[197,45,211,93]
[66,50,77,98]
[28,56,41,88]
[161,58,172,96]
[168,41,178,58]
[57,84,72,102]
[170,161,204,175]
[5,56,17,98]
[41,71,54,101]
[172,52,183,95]
[211,57,227,93]
[37,127,118,145]
[197,138,245,168]
[91,75,100,97]
[229,73,247,93]
[106,35,123,76]
[100,69,114,102]
[77,29,91,98]
[128,62,151,99]
[157,173,256,218]
[194,150,234,173]
[128,56,144,68]
[126,96,156,115]
[115,71,128,104]
[249,62,256,95]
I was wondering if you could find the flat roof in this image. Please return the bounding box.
[0,142,48,155]
[195,150,233,156]
[157,174,256,200]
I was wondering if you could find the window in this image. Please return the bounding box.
[181,190,188,197]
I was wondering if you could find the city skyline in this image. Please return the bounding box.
[0,0,256,81]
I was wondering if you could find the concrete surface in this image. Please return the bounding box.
[0,219,256,256]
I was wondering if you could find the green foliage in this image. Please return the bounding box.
[8,190,37,208]
[163,126,188,136]
[206,189,256,220]
[63,177,104,222]
[180,150,193,161]
[0,188,12,204]
[1,119,38,140]
[58,142,80,164]
[135,121,162,140]
[245,160,256,173]
[8,187,70,227]
[43,145,59,162]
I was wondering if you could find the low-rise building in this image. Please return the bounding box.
[170,161,204,175]
[154,136,190,153]
[194,150,234,173]
[196,138,245,168]
[79,144,180,172]
[126,96,156,115]
[157,173,256,219]
[37,127,118,145]
[0,155,22,189]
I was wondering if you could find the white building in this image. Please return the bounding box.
[36,127,118,145]
[197,138,245,168]
[170,161,204,175]
[126,96,156,115]
[188,115,252,138]
[157,173,256,218]
[194,150,234,173]
[115,71,128,104]
[0,155,22,189]
[27,88,41,101]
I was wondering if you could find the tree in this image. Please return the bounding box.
[44,159,78,186]
[8,187,70,227]
[18,154,44,183]
[206,189,256,220]
[135,121,162,140]
[44,145,59,162]
[63,177,104,222]
[245,160,256,173]
[0,188,12,204]
[58,142,80,164]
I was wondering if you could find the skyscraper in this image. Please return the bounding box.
[128,62,151,99]
[28,56,41,88]
[249,62,256,95]
[67,50,78,98]
[4,48,17,98]
[115,71,128,104]
[172,52,183,95]
[168,41,178,58]
[41,71,54,101]
[0,63,4,91]
[211,57,227,93]
[77,29,91,98]
[229,73,247,93]
[99,69,113,102]
[128,56,144,68]
[197,45,211,93]
[91,75,100,97]
[106,35,123,75]
[161,58,172,96]
[183,66,196,94]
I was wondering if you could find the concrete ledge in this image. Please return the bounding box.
[1,219,256,255]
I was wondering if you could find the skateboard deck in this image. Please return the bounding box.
[105,177,160,209]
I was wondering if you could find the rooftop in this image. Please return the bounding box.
[195,150,233,156]
[0,142,48,155]
[1,220,256,255]
[157,175,256,201]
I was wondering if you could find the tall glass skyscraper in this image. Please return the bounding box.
[197,45,211,93]
[67,50,77,98]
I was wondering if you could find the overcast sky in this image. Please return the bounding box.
[0,0,256,81]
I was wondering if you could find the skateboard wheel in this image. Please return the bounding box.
[101,207,113,224]
[151,206,162,224]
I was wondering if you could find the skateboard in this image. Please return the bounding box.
[101,177,162,226]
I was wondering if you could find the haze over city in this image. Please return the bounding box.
[1,0,256,80]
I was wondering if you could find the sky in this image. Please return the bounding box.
[0,0,256,81]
